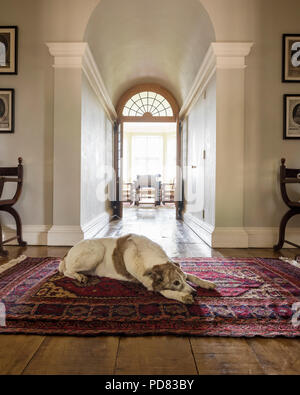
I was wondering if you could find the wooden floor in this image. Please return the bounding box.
[0,207,299,375]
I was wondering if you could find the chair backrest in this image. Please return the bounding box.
[0,158,23,205]
[280,158,300,181]
[136,174,160,188]
[0,157,22,177]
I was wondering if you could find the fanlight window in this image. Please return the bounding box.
[122,91,173,117]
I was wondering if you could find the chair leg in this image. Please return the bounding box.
[273,209,296,251]
[4,207,27,247]
[0,222,8,256]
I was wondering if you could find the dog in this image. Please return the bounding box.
[59,234,216,304]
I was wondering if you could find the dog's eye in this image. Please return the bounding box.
[173,280,180,286]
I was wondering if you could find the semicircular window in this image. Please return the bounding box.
[122,92,173,117]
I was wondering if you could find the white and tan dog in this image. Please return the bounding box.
[59,234,216,304]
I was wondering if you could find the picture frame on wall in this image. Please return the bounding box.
[282,34,300,82]
[283,94,300,139]
[0,26,18,74]
[0,89,14,133]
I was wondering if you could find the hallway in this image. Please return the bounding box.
[0,211,299,375]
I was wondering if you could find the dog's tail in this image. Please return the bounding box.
[58,258,66,274]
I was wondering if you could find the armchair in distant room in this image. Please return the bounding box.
[133,174,161,206]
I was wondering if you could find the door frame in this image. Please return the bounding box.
[114,84,182,218]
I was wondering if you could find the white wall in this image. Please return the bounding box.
[184,0,300,241]
[184,75,216,228]
[0,0,101,230]
[81,74,113,228]
[243,0,300,228]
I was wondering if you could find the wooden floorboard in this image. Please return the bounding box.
[23,336,119,375]
[190,337,265,375]
[0,207,299,375]
[115,336,198,375]
[0,335,44,374]
[247,338,300,375]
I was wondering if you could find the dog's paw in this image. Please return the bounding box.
[76,274,89,285]
[202,280,217,290]
[182,294,195,304]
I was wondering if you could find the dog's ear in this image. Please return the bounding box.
[170,260,181,268]
[144,267,163,282]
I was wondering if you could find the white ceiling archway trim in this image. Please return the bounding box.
[179,42,253,119]
[46,42,117,122]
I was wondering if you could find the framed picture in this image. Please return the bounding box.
[282,34,300,82]
[0,26,18,74]
[0,89,14,133]
[283,94,300,139]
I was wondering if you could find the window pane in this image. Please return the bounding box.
[166,136,177,182]
[132,136,163,178]
[123,92,173,117]
[123,107,129,116]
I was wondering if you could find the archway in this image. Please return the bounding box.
[83,0,216,224]
[46,1,253,248]
[83,0,216,106]
[113,84,181,218]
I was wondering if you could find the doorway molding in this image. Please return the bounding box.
[46,42,115,245]
[115,83,181,218]
[46,42,117,122]
[45,41,258,247]
[181,42,254,248]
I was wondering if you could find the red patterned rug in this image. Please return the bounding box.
[0,256,299,337]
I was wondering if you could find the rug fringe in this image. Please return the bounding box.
[279,256,300,269]
[0,255,27,274]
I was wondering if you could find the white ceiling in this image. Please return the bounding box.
[84,0,215,107]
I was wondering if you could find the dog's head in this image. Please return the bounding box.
[144,262,197,296]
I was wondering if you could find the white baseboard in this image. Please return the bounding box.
[246,227,300,248]
[2,225,51,246]
[82,212,111,239]
[1,213,112,247]
[47,225,84,246]
[183,213,214,246]
[183,213,300,248]
[212,227,249,248]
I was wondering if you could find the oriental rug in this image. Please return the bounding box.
[0,256,299,337]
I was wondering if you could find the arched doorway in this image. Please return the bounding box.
[113,84,181,218]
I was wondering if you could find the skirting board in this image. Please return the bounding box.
[2,225,51,246]
[81,212,111,240]
[245,227,300,248]
[183,213,214,246]
[48,212,111,246]
[47,225,84,246]
[184,213,300,248]
[2,213,111,247]
[183,213,248,248]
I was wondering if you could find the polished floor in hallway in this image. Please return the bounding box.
[0,207,299,375]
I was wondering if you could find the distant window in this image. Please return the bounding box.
[131,136,163,179]
[0,42,6,66]
[123,91,173,117]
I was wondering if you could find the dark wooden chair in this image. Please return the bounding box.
[0,157,27,256]
[273,158,300,256]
